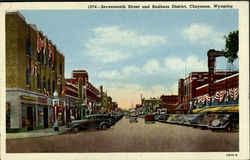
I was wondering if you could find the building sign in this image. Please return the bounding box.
[57,74,61,85]
[59,100,65,107]
[78,78,83,100]
[20,95,37,101]
[38,97,47,103]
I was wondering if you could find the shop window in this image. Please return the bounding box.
[26,69,30,85]
[26,39,30,56]
[21,105,27,128]
[37,74,41,89]
[37,106,44,126]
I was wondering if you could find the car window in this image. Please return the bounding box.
[88,116,95,121]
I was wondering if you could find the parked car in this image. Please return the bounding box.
[176,114,187,125]
[208,113,239,131]
[129,115,138,123]
[188,114,206,127]
[157,114,168,122]
[69,114,112,133]
[182,114,201,126]
[197,113,219,129]
[145,114,155,123]
[166,114,178,123]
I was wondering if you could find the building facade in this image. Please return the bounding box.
[65,70,99,117]
[176,71,238,113]
[6,12,65,131]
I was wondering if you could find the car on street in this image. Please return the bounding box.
[145,114,155,123]
[197,113,219,129]
[208,113,239,131]
[166,114,178,124]
[69,114,112,133]
[156,114,168,122]
[129,115,138,123]
[182,114,202,126]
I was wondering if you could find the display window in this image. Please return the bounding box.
[37,106,44,126]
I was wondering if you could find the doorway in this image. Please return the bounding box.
[27,106,33,131]
[43,107,48,128]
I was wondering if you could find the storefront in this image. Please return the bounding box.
[6,89,64,132]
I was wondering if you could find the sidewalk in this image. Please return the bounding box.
[6,126,70,139]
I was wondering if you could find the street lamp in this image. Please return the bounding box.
[53,91,59,133]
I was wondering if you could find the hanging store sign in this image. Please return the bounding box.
[38,97,47,103]
[20,95,37,101]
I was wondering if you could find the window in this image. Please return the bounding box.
[43,54,46,66]
[60,64,62,74]
[30,44,33,56]
[37,52,40,62]
[48,78,51,92]
[52,80,55,93]
[26,69,30,85]
[26,39,30,56]
[43,77,46,89]
[37,74,41,89]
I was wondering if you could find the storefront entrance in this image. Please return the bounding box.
[43,107,48,128]
[27,106,33,131]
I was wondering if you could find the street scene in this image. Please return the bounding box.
[5,7,241,155]
[7,117,238,152]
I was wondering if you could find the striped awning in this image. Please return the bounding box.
[217,106,237,112]
[228,105,239,112]
[192,108,205,113]
[199,106,224,113]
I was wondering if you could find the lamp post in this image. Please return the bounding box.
[53,91,59,133]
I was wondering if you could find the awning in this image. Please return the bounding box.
[217,106,237,113]
[228,105,239,112]
[199,106,224,113]
[192,108,205,113]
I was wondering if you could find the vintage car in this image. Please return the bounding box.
[208,113,239,131]
[145,114,155,123]
[129,115,138,123]
[182,114,202,126]
[197,113,219,129]
[69,114,112,133]
[189,114,206,127]
[157,114,168,122]
[166,114,178,123]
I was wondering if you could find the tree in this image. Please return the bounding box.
[224,30,239,63]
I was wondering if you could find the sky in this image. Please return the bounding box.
[19,9,239,109]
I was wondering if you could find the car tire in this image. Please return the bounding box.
[101,124,108,130]
[73,126,80,133]
[226,124,232,132]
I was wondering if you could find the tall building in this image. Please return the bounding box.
[6,11,65,131]
[65,70,99,117]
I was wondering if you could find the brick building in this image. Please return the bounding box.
[176,71,238,113]
[65,70,100,117]
[6,11,65,131]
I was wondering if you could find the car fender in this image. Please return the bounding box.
[100,122,111,128]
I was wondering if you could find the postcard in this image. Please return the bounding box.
[0,1,249,160]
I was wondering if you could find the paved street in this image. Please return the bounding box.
[6,117,239,153]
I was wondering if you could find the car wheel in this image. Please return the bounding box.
[73,126,80,133]
[101,124,108,130]
[226,125,232,132]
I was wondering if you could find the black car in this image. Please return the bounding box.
[208,113,239,131]
[69,114,112,133]
[189,114,205,127]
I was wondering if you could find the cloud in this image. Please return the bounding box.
[98,70,122,79]
[182,24,225,48]
[165,55,207,73]
[85,26,166,63]
[143,59,162,75]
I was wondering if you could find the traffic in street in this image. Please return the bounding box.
[6,115,239,153]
